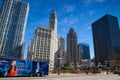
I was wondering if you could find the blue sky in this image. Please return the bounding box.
[0,0,120,59]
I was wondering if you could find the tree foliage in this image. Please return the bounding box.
[61,66,72,70]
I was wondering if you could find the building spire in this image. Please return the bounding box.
[49,9,57,34]
[52,9,56,14]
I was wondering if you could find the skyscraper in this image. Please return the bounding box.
[92,14,120,65]
[55,37,65,69]
[0,0,29,58]
[32,10,58,71]
[27,39,34,60]
[67,28,80,68]
[80,43,90,59]
[49,10,57,35]
[32,27,52,62]
[49,10,58,70]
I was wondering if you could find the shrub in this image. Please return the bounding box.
[61,66,72,70]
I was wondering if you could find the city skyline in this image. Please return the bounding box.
[0,0,120,59]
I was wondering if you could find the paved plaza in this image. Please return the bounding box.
[0,73,120,80]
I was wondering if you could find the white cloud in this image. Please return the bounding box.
[86,26,91,30]
[59,16,79,27]
[59,18,68,26]
[83,23,88,27]
[66,6,75,12]
[82,0,106,6]
[82,0,93,6]
[96,0,106,3]
[89,10,95,16]
[82,23,91,31]
[63,5,75,12]
[80,14,84,17]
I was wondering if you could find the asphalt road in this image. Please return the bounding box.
[0,73,120,80]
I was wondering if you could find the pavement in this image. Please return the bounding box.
[0,73,120,80]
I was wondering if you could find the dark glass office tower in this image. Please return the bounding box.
[0,0,29,59]
[92,14,120,65]
[67,28,80,68]
[80,43,90,59]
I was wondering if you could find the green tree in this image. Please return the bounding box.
[61,66,72,70]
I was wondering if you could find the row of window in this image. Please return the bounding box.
[37,29,51,34]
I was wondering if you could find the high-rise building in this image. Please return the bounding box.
[77,44,82,66]
[32,27,52,61]
[49,10,58,70]
[55,37,65,69]
[92,14,120,66]
[63,51,67,66]
[27,39,34,60]
[67,28,80,68]
[49,9,57,35]
[0,0,29,58]
[80,43,90,59]
[32,10,58,71]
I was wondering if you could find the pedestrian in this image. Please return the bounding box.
[57,68,61,75]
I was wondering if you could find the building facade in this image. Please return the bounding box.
[77,44,82,65]
[49,9,57,35]
[0,0,29,58]
[62,51,67,66]
[32,10,58,71]
[27,39,34,60]
[81,59,93,68]
[32,27,51,61]
[49,10,58,70]
[55,37,65,69]
[92,14,120,66]
[67,28,80,68]
[109,52,120,67]
[80,43,90,59]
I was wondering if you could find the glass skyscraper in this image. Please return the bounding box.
[92,14,120,65]
[0,0,29,58]
[80,43,90,59]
